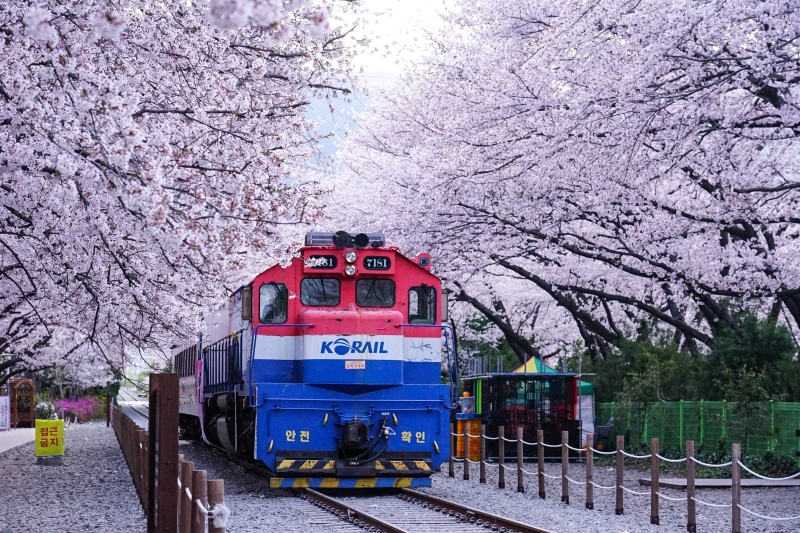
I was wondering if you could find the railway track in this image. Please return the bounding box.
[123,395,553,533]
[117,387,149,425]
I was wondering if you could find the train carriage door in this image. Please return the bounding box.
[230,286,253,394]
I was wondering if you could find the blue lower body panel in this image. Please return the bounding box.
[253,383,451,475]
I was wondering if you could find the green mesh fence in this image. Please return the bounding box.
[596,401,800,463]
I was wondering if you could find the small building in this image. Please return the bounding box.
[461,371,582,458]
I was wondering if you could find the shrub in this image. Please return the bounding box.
[54,396,105,422]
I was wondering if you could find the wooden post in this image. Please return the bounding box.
[148,373,180,533]
[651,438,660,525]
[686,440,696,533]
[449,423,455,478]
[586,434,594,510]
[180,462,195,533]
[561,430,569,504]
[517,426,524,493]
[207,480,225,533]
[463,424,470,481]
[479,425,486,484]
[106,393,111,428]
[731,443,741,533]
[177,454,184,521]
[498,426,506,489]
[191,470,207,533]
[615,435,624,515]
[537,429,545,499]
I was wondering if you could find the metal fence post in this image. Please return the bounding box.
[615,435,624,515]
[561,430,569,503]
[537,429,545,499]
[517,426,524,493]
[479,425,486,484]
[449,423,454,478]
[732,443,741,533]
[586,434,594,510]
[686,440,696,533]
[498,426,505,489]
[651,438,660,525]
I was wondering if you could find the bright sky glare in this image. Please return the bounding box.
[344,0,449,76]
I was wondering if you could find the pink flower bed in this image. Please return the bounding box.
[54,396,104,422]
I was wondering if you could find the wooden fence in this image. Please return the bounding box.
[449,423,800,533]
[112,374,228,533]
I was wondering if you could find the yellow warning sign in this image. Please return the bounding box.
[35,419,64,457]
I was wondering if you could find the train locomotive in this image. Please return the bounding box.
[173,231,458,488]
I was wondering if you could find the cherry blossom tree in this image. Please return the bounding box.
[0,0,359,386]
[333,0,800,364]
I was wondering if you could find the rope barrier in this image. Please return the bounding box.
[452,458,465,463]
[589,480,617,490]
[501,436,517,442]
[737,504,800,521]
[540,442,561,448]
[194,498,232,528]
[655,454,687,463]
[737,461,800,481]
[483,461,500,468]
[691,497,731,508]
[620,485,651,496]
[483,435,500,441]
[690,458,732,468]
[185,487,192,499]
[466,432,481,438]
[177,478,182,488]
[565,444,584,452]
[621,451,652,459]
[465,458,481,464]
[541,472,561,479]
[588,447,616,455]
[521,439,538,446]
[520,467,538,475]
[656,492,688,502]
[452,433,465,437]
[565,475,586,485]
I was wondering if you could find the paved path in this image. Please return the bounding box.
[0,428,35,455]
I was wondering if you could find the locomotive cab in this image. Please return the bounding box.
[178,231,457,488]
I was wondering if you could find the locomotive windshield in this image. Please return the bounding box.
[301,278,340,306]
[260,283,288,323]
[356,278,395,307]
[409,285,436,324]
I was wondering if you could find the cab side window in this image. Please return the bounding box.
[408,286,436,324]
[260,283,288,323]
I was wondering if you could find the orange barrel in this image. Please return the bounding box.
[455,420,481,461]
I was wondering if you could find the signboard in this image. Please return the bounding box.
[0,396,9,430]
[35,419,64,457]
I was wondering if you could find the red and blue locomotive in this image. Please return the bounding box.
[173,231,457,488]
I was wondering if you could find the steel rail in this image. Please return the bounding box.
[400,489,556,533]
[300,489,410,533]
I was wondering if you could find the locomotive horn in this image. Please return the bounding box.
[332,230,352,248]
[354,233,370,248]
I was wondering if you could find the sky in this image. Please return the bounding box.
[309,0,449,155]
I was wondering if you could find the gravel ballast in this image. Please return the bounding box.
[419,461,800,533]
[0,423,145,533]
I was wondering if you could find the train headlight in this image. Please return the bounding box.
[345,251,358,263]
[345,264,357,276]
